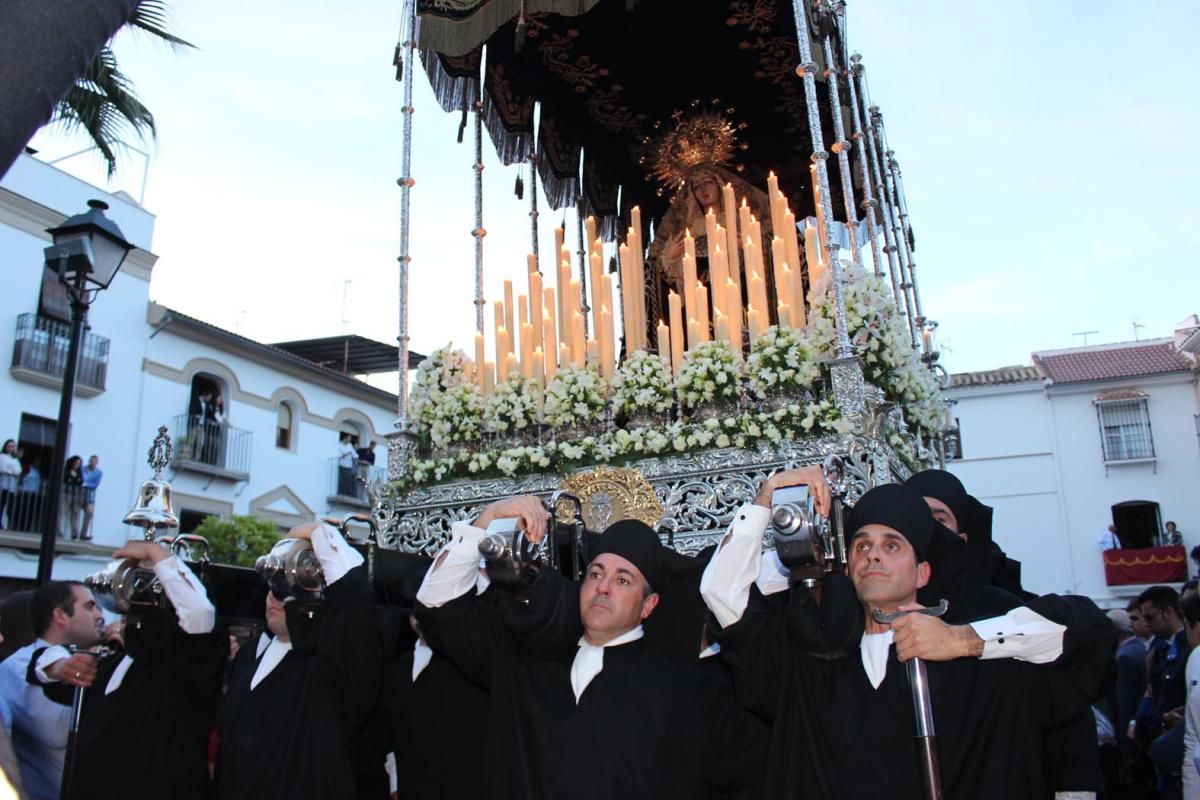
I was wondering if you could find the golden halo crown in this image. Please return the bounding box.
[641,102,749,194]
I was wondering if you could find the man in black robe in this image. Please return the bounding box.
[906,468,1102,799]
[416,495,766,800]
[29,540,227,800]
[701,470,1113,800]
[215,521,381,800]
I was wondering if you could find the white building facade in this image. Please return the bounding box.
[946,327,1200,605]
[0,153,402,586]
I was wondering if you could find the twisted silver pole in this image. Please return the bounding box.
[576,198,590,336]
[529,152,541,272]
[818,1,860,267]
[851,54,909,335]
[791,0,852,361]
[472,86,486,334]
[885,145,923,321]
[873,106,917,344]
[842,30,884,277]
[395,0,417,430]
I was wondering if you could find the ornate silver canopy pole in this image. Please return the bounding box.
[472,81,487,334]
[851,53,910,336]
[837,7,884,277]
[885,146,924,322]
[528,151,541,272]
[791,0,865,423]
[817,1,860,267]
[389,0,419,479]
[873,107,918,344]
[576,198,590,336]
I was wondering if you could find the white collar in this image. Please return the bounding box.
[860,630,894,690]
[570,625,644,703]
[412,639,434,682]
[251,634,292,690]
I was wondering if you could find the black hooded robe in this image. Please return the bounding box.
[215,566,381,800]
[33,610,228,800]
[416,569,766,800]
[715,576,1112,800]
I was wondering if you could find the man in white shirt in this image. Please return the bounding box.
[29,540,226,800]
[699,468,1113,800]
[0,581,102,800]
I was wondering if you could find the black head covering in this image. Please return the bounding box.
[0,590,34,662]
[905,469,971,533]
[587,518,672,590]
[845,483,936,561]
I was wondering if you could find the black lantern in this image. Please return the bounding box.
[35,199,135,585]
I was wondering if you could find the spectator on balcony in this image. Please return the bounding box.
[61,456,84,540]
[80,455,102,541]
[207,391,227,467]
[0,441,19,530]
[1165,521,1183,548]
[1099,523,1120,551]
[355,441,376,499]
[188,390,214,465]
[15,456,41,533]
[337,434,357,497]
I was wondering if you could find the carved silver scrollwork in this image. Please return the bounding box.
[373,431,913,557]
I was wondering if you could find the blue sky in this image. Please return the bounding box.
[28,0,1200,377]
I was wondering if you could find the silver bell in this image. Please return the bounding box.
[124,426,180,537]
[123,477,179,532]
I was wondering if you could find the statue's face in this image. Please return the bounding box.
[691,174,721,210]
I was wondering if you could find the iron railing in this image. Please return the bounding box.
[11,313,109,391]
[327,456,386,504]
[171,414,252,479]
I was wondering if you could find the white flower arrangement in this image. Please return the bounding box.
[543,364,606,430]
[808,262,946,435]
[610,350,675,418]
[409,345,484,450]
[746,325,821,400]
[483,373,540,436]
[676,340,744,411]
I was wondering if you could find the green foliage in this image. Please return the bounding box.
[49,1,195,175]
[194,514,279,568]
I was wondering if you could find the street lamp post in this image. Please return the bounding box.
[35,200,134,585]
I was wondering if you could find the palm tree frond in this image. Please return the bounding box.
[127,0,195,49]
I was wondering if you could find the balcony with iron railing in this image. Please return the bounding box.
[11,313,109,395]
[326,457,386,508]
[171,414,252,481]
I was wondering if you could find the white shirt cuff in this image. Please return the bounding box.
[33,645,72,683]
[417,520,487,609]
[970,606,1067,663]
[700,504,771,629]
[153,555,216,634]
[310,523,364,585]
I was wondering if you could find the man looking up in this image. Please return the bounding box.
[416,495,765,800]
[27,540,227,800]
[215,520,381,800]
[0,582,102,800]
[700,471,1112,800]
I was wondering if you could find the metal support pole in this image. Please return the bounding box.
[818,1,860,267]
[886,147,924,321]
[851,54,911,337]
[790,0,851,362]
[529,153,541,272]
[472,88,486,334]
[576,200,590,336]
[873,107,918,343]
[395,0,417,431]
[36,273,87,585]
[841,28,884,277]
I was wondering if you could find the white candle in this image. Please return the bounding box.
[668,292,684,375]
[503,281,515,346]
[474,333,485,389]
[529,271,543,353]
[657,319,670,363]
